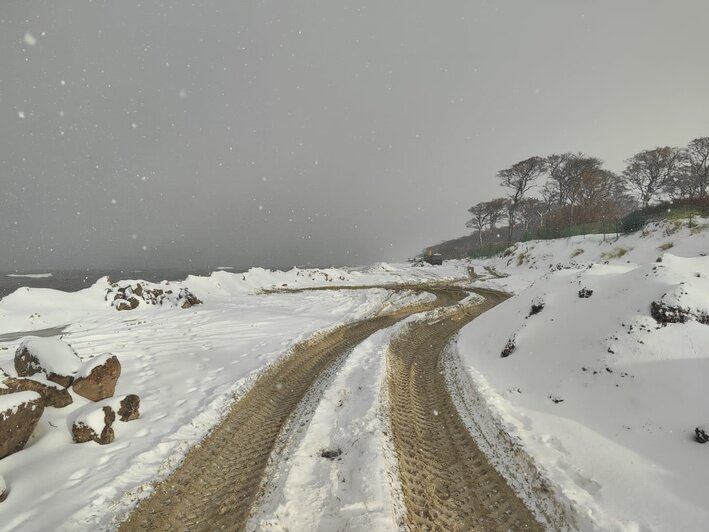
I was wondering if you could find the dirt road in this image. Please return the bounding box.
[387,289,541,531]
[119,283,541,531]
[119,285,466,531]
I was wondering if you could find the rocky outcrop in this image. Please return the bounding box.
[106,282,202,311]
[0,391,44,459]
[117,394,140,422]
[71,405,115,445]
[72,354,121,402]
[0,376,72,408]
[14,338,81,387]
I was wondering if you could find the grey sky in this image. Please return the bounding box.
[2,1,709,272]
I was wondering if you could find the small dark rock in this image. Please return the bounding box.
[320,448,342,460]
[695,426,709,444]
[500,337,516,358]
[528,298,544,317]
[578,288,593,298]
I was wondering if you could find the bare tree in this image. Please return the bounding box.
[484,197,508,234]
[686,137,709,199]
[466,198,508,247]
[545,153,575,207]
[622,147,683,208]
[575,169,618,210]
[498,157,545,241]
[518,197,546,231]
[466,202,489,248]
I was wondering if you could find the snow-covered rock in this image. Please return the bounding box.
[106,282,201,311]
[1,374,73,408]
[0,391,44,459]
[70,404,116,445]
[14,338,81,387]
[72,354,121,402]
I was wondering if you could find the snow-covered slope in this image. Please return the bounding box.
[460,219,709,531]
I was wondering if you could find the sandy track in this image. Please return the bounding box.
[387,288,541,531]
[119,286,466,531]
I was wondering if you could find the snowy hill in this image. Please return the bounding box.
[460,218,709,530]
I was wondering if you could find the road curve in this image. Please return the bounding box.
[119,285,466,531]
[387,288,541,531]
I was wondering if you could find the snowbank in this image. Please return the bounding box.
[0,265,444,530]
[459,219,709,530]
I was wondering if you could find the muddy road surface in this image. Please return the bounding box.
[119,283,541,531]
[387,288,541,531]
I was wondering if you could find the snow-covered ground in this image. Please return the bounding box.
[461,218,709,531]
[3,220,708,531]
[0,262,466,531]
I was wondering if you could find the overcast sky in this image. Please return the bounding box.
[2,1,709,272]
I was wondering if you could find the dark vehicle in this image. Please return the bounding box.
[423,249,443,265]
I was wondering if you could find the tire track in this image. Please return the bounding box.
[119,285,466,532]
[387,289,542,531]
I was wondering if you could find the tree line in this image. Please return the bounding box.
[467,136,709,247]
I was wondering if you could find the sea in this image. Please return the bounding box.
[0,268,220,300]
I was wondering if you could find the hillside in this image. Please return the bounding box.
[459,217,709,530]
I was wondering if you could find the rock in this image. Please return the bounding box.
[72,354,121,402]
[320,448,342,460]
[0,473,7,502]
[115,300,132,311]
[14,338,81,388]
[117,394,140,421]
[0,391,44,459]
[696,426,709,444]
[180,289,202,309]
[71,405,115,445]
[107,282,202,311]
[578,288,594,298]
[528,297,544,317]
[501,336,516,358]
[0,376,73,408]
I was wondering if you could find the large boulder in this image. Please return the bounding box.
[72,354,121,402]
[14,338,81,388]
[0,375,72,408]
[71,405,115,445]
[0,391,44,459]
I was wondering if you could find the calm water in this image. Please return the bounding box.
[0,268,219,300]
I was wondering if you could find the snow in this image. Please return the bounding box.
[1,219,705,530]
[459,218,709,531]
[0,391,42,416]
[17,337,81,378]
[0,262,457,531]
[250,321,414,531]
[70,402,110,435]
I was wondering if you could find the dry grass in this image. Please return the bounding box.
[601,246,631,259]
[570,248,584,258]
[657,242,674,251]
